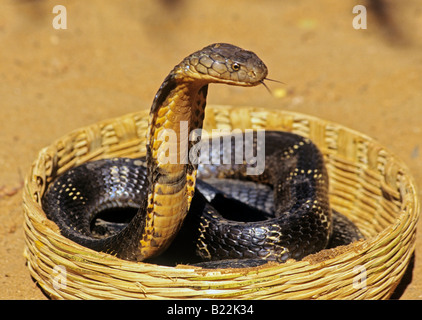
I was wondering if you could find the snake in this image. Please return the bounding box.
[42,43,362,267]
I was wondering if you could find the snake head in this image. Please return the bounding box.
[177,43,268,87]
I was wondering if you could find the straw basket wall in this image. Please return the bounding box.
[23,105,419,299]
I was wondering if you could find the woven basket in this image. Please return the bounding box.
[23,105,419,299]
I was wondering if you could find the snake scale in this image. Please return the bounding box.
[42,43,362,268]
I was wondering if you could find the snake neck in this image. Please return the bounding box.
[138,71,209,259]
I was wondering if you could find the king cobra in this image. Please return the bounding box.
[43,43,362,267]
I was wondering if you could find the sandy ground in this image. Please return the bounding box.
[0,0,421,300]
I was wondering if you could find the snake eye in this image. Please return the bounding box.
[232,63,241,71]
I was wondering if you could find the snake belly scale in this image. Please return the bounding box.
[42,43,362,266]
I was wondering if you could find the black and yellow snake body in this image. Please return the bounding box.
[42,43,362,267]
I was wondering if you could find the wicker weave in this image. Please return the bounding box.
[23,105,420,299]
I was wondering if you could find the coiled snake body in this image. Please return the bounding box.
[43,43,362,267]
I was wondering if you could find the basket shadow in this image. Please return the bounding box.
[389,253,415,300]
